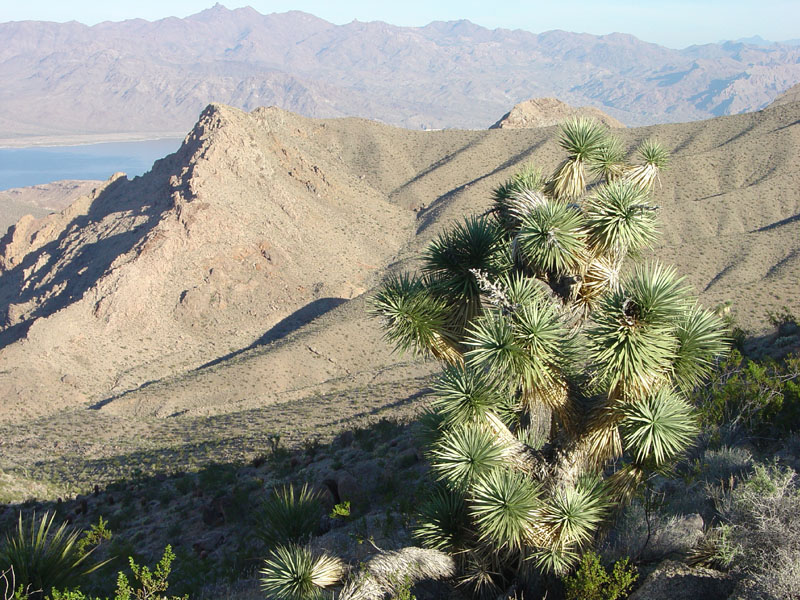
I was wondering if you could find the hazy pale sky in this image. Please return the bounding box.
[1,1,798,49]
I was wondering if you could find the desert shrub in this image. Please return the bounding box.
[0,512,108,598]
[259,544,343,600]
[767,306,799,337]
[687,523,741,570]
[75,519,112,558]
[718,462,800,599]
[255,484,324,548]
[693,446,754,484]
[48,545,185,600]
[694,350,800,435]
[562,551,637,600]
[114,546,186,600]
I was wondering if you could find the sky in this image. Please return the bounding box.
[1,0,798,49]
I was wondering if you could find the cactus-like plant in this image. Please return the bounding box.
[371,118,728,589]
[0,512,109,598]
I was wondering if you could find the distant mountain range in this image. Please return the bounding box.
[2,3,800,141]
[727,35,800,47]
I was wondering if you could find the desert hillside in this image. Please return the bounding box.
[2,5,800,142]
[0,101,798,434]
[0,180,101,231]
[771,81,800,107]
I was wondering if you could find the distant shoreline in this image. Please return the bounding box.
[0,132,187,149]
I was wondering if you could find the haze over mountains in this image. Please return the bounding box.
[2,3,800,142]
[1,98,798,425]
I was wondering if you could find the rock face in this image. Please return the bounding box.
[629,560,734,600]
[490,98,625,129]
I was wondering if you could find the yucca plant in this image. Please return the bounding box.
[371,119,728,592]
[547,117,608,201]
[491,165,548,235]
[260,544,344,600]
[590,134,626,183]
[0,512,109,598]
[624,138,669,192]
[255,484,325,548]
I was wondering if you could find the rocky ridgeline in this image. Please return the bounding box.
[490,97,625,129]
[0,104,412,421]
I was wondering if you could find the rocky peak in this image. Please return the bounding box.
[490,97,625,129]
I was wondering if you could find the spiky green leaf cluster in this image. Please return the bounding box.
[256,484,324,548]
[423,216,510,332]
[471,469,543,550]
[432,365,508,429]
[0,512,109,596]
[516,202,585,275]
[585,180,658,256]
[415,487,469,552]
[370,273,455,360]
[620,387,698,465]
[260,544,343,600]
[590,134,626,183]
[430,424,508,491]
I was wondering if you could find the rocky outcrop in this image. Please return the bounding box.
[629,560,734,600]
[490,97,625,129]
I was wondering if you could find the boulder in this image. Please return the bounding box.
[629,560,734,600]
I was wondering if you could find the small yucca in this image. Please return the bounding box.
[256,484,324,548]
[260,544,344,600]
[548,117,610,200]
[0,512,109,597]
[590,134,627,183]
[625,138,669,192]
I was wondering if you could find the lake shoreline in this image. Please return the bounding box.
[0,138,185,191]
[0,131,187,149]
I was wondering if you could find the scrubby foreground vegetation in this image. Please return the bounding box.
[1,117,799,600]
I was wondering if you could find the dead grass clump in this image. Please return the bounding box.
[338,547,456,600]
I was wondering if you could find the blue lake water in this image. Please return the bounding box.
[0,138,184,191]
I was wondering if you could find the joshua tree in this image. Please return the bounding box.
[372,117,727,594]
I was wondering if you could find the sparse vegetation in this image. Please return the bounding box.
[715,462,800,599]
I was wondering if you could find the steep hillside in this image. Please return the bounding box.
[0,101,798,430]
[0,104,414,421]
[2,6,800,142]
